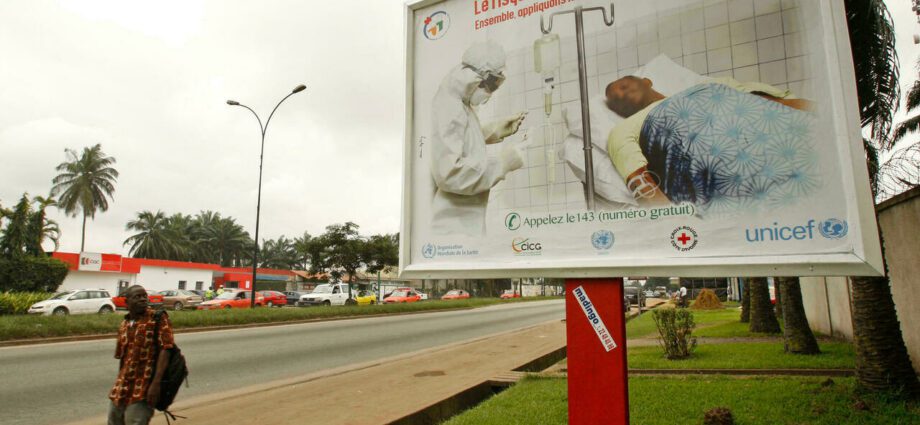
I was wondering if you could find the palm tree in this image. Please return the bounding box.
[123,210,183,260]
[50,144,118,251]
[259,236,298,269]
[845,0,920,397]
[880,64,920,196]
[198,216,251,267]
[747,277,780,334]
[777,277,820,355]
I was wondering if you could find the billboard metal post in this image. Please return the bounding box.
[566,278,629,424]
[541,4,615,211]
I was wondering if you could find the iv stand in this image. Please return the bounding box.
[541,3,614,211]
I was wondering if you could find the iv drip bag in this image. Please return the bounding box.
[533,34,561,116]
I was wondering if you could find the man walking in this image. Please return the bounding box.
[108,285,174,425]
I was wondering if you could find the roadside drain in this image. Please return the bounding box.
[388,346,567,425]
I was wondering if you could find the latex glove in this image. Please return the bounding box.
[500,136,529,174]
[483,112,527,144]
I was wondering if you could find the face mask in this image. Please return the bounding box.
[470,87,492,106]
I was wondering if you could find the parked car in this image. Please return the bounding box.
[28,289,116,316]
[383,289,421,303]
[441,289,470,300]
[158,289,204,310]
[188,289,207,298]
[283,291,307,306]
[624,287,646,307]
[414,289,429,301]
[112,291,164,310]
[355,290,377,305]
[197,290,264,310]
[299,283,354,306]
[500,290,521,299]
[258,290,287,307]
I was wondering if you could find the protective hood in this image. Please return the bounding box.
[441,65,483,105]
[462,41,506,74]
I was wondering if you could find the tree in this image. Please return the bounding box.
[747,277,780,334]
[777,277,820,355]
[362,233,398,275]
[0,195,32,258]
[123,210,183,260]
[740,279,750,323]
[845,0,920,398]
[198,215,252,267]
[321,222,363,283]
[50,144,118,251]
[25,195,60,255]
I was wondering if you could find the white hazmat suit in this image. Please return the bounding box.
[429,42,527,236]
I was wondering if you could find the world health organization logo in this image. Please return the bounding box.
[819,219,848,239]
[591,230,614,250]
[505,212,521,231]
[421,243,436,259]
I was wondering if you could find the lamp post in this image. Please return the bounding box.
[227,84,306,307]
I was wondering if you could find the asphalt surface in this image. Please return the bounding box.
[0,300,564,425]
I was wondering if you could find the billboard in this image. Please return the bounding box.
[400,0,884,278]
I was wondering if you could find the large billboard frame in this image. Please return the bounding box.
[399,0,884,279]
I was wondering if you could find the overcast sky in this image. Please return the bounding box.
[1,0,918,256]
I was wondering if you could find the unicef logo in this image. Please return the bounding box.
[819,219,848,239]
[422,11,450,40]
[422,243,436,259]
[591,230,614,250]
[505,212,521,231]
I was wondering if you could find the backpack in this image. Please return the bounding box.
[152,310,189,423]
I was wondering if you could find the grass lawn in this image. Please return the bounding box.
[443,376,920,425]
[0,296,560,341]
[627,341,854,370]
[627,308,740,339]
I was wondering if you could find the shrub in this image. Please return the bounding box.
[652,308,697,359]
[691,288,724,310]
[0,292,53,315]
[0,256,69,292]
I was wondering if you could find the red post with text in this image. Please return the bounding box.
[566,278,629,424]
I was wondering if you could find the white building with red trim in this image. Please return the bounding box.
[52,252,295,295]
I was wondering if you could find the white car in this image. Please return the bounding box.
[298,283,354,306]
[28,289,116,316]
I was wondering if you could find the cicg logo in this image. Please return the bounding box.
[512,238,542,256]
[81,257,100,265]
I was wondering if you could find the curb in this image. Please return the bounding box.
[541,368,855,377]
[0,306,484,348]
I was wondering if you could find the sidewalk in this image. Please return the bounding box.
[68,320,566,425]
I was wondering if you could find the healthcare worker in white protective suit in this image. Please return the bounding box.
[430,41,528,236]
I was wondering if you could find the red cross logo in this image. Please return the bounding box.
[677,233,692,245]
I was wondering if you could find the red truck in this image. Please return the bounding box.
[111,291,164,310]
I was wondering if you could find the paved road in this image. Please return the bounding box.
[0,300,564,425]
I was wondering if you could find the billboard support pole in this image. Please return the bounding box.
[542,4,615,211]
[565,278,629,424]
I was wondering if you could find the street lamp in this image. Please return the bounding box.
[227,84,306,307]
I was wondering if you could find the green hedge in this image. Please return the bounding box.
[0,256,69,292]
[0,292,53,315]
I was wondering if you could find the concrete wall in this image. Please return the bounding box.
[799,276,853,339]
[59,271,137,295]
[801,187,920,372]
[136,266,214,293]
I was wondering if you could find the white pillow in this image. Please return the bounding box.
[562,94,623,154]
[636,54,712,96]
[560,134,636,206]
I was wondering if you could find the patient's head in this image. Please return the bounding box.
[605,76,660,117]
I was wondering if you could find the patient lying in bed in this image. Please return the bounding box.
[604,75,816,215]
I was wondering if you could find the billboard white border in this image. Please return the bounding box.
[398,0,884,279]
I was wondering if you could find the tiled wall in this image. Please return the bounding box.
[485,0,811,216]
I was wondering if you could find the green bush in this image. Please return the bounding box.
[0,256,69,292]
[0,292,53,315]
[652,308,697,360]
